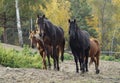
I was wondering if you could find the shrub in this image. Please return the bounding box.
[0,44,42,68]
[100,55,120,62]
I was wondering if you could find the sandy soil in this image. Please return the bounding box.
[0,60,120,83]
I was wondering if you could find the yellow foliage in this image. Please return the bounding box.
[39,0,70,37]
[86,15,100,38]
[112,0,120,26]
[112,0,120,5]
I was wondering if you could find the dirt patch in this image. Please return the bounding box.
[0,60,120,83]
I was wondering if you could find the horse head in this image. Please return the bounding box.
[36,14,46,38]
[29,30,38,48]
[68,19,78,39]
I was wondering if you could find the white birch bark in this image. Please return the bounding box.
[30,18,33,31]
[15,0,23,46]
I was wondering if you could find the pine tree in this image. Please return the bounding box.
[70,0,98,37]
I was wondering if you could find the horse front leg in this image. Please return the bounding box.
[40,51,47,69]
[72,50,79,73]
[46,47,51,69]
[74,55,79,73]
[81,51,85,73]
[78,56,82,71]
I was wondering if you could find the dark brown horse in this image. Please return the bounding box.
[89,38,101,74]
[36,15,65,71]
[29,29,65,70]
[29,30,47,69]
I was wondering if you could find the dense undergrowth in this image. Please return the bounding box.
[0,45,42,68]
[0,44,119,68]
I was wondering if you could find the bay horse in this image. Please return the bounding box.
[29,30,47,69]
[68,19,90,73]
[36,15,65,70]
[89,38,100,74]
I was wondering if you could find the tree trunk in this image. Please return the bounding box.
[3,12,7,43]
[15,0,23,47]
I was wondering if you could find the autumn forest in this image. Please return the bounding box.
[0,0,120,53]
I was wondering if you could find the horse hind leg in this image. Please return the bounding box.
[61,40,65,62]
[95,52,100,74]
[89,58,93,66]
[85,56,88,72]
[93,56,100,74]
[56,56,60,71]
[53,47,60,71]
[78,56,82,71]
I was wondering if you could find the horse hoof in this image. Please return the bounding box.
[86,69,89,72]
[57,67,60,71]
[96,70,100,74]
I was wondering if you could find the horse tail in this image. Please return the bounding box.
[61,38,65,62]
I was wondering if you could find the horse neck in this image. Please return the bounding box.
[74,25,79,36]
[44,20,56,39]
[74,26,84,41]
[37,39,45,49]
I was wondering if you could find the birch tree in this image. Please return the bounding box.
[15,0,23,46]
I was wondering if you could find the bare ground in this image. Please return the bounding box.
[0,60,120,83]
[0,43,120,83]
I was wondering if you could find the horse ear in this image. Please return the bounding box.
[42,14,45,18]
[68,19,71,23]
[73,19,76,23]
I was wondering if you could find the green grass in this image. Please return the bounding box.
[64,53,120,62]
[0,44,73,68]
[64,53,73,60]
[0,44,120,69]
[100,55,120,62]
[0,45,42,68]
[0,44,74,68]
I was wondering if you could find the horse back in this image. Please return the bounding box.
[89,38,100,57]
[77,30,90,49]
